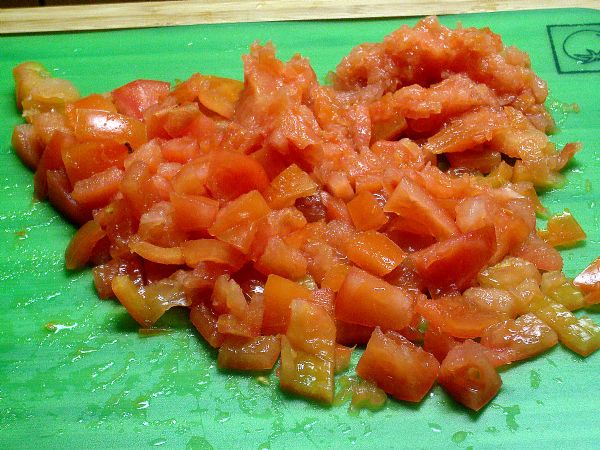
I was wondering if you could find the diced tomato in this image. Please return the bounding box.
[255,236,308,280]
[160,136,200,163]
[416,295,504,339]
[208,190,271,254]
[356,327,439,402]
[423,326,459,363]
[262,274,312,335]
[12,124,43,170]
[334,344,354,374]
[190,301,224,348]
[384,177,458,241]
[92,256,144,298]
[170,192,219,232]
[112,79,171,120]
[438,340,502,411]
[347,191,387,231]
[335,266,415,331]
[480,313,558,362]
[217,335,281,371]
[574,256,600,305]
[46,169,92,225]
[111,275,166,327]
[538,209,586,248]
[409,225,496,296]
[71,166,124,209]
[62,139,128,185]
[129,238,184,265]
[540,271,585,311]
[279,299,336,404]
[64,219,106,270]
[345,230,405,277]
[207,151,270,202]
[182,239,246,270]
[265,164,318,209]
[34,130,75,200]
[73,109,147,149]
[335,320,374,346]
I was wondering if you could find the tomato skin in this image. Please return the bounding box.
[409,225,496,296]
[73,109,147,149]
[62,139,128,185]
[336,266,415,331]
[356,327,439,402]
[64,219,106,270]
[438,340,502,411]
[111,79,171,120]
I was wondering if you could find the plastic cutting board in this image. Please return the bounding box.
[1,7,599,449]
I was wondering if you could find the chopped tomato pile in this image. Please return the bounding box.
[11,17,600,412]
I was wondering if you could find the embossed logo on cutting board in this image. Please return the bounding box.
[547,24,600,74]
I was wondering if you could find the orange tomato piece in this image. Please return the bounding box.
[208,190,270,254]
[11,124,43,170]
[111,79,171,120]
[207,151,270,202]
[62,139,129,185]
[71,166,124,209]
[538,209,586,248]
[356,327,439,403]
[190,301,224,348]
[345,230,405,277]
[438,340,502,411]
[182,239,246,269]
[347,191,387,231]
[255,236,308,280]
[262,274,313,335]
[73,109,147,149]
[265,164,319,209]
[170,192,219,232]
[416,295,504,339]
[64,219,106,270]
[335,266,415,331]
[574,256,600,305]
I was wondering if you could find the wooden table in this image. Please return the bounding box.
[1,0,598,34]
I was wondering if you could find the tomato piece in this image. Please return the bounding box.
[212,275,263,338]
[207,151,270,202]
[111,275,166,327]
[13,61,51,111]
[190,301,224,348]
[71,166,124,209]
[423,326,459,363]
[255,236,308,280]
[73,109,147,149]
[347,191,387,231]
[279,299,336,404]
[160,136,200,163]
[64,219,106,270]
[480,313,558,362]
[384,177,458,241]
[334,344,354,374]
[111,79,171,120]
[438,340,502,411]
[538,209,586,248]
[62,139,128,185]
[262,274,312,335]
[171,156,210,196]
[574,256,600,305]
[92,256,144,299]
[335,320,374,346]
[173,73,243,119]
[170,192,219,231]
[462,287,519,318]
[345,230,405,277]
[182,239,246,269]
[12,124,43,170]
[34,130,75,200]
[510,231,563,271]
[208,190,271,254]
[128,238,184,265]
[356,327,439,402]
[336,266,415,331]
[321,263,351,292]
[416,295,504,339]
[46,169,92,225]
[120,160,162,219]
[529,296,600,357]
[409,225,496,296]
[265,164,319,209]
[217,335,281,371]
[540,271,586,311]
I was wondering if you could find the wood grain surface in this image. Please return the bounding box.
[0,0,598,34]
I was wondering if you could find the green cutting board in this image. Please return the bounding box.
[1,8,599,449]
